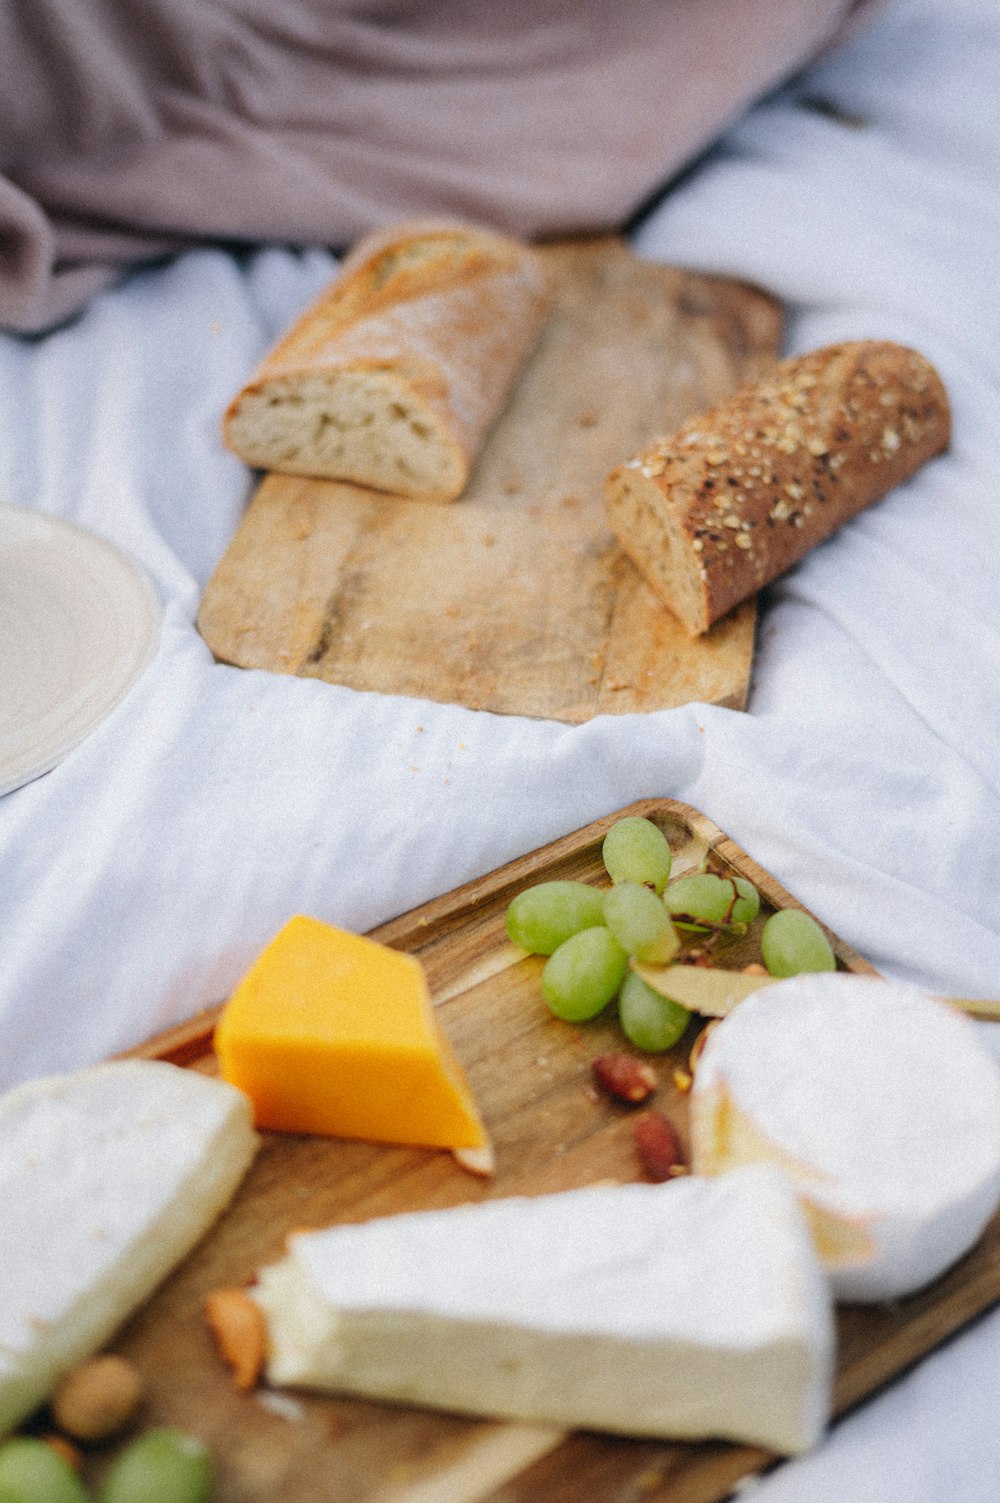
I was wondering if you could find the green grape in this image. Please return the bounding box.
[100,1430,213,1503]
[618,970,691,1053]
[601,817,672,894]
[505,880,607,955]
[541,927,628,1022]
[730,876,760,926]
[602,882,680,965]
[663,872,736,926]
[761,908,836,977]
[0,1438,90,1503]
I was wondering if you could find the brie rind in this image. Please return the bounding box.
[691,974,1000,1302]
[251,1166,834,1455]
[0,1059,258,1435]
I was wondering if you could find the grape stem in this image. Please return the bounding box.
[672,919,749,937]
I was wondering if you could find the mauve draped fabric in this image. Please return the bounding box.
[1,0,871,333]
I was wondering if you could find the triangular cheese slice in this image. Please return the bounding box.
[251,1167,834,1456]
[215,915,487,1149]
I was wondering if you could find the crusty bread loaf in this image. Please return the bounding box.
[604,341,951,636]
[222,219,555,502]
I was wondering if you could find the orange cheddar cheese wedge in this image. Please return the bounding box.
[214,915,488,1150]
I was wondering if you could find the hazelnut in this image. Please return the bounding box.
[52,1353,144,1441]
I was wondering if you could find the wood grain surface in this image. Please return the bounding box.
[77,799,1000,1503]
[197,241,782,721]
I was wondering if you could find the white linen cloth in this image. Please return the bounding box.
[2,0,999,1496]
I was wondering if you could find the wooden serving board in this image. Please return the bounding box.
[197,241,783,721]
[85,800,1000,1503]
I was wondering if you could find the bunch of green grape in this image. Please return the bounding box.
[505,815,836,1052]
[0,1429,214,1503]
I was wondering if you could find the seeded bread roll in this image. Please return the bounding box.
[604,341,951,636]
[223,219,555,502]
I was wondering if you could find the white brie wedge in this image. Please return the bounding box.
[0,1059,258,1435]
[252,1166,834,1455]
[691,974,1000,1302]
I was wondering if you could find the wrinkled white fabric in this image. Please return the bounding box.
[1,0,999,1496]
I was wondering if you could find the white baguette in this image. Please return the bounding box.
[605,341,950,635]
[223,219,555,502]
[0,1060,258,1435]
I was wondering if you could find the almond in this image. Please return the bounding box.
[633,1111,686,1182]
[592,1053,658,1105]
[42,1434,84,1470]
[204,1286,267,1390]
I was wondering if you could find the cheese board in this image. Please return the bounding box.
[197,240,782,721]
[85,798,1000,1503]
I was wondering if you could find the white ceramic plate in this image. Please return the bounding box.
[0,505,161,797]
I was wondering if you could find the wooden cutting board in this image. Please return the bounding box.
[197,241,782,721]
[81,800,1000,1503]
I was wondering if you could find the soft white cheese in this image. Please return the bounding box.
[0,1059,258,1435]
[691,974,1000,1302]
[251,1166,834,1455]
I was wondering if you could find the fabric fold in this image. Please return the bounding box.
[1,0,875,333]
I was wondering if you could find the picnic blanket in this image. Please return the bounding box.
[2,2,999,1497]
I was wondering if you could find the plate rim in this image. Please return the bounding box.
[0,502,162,797]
